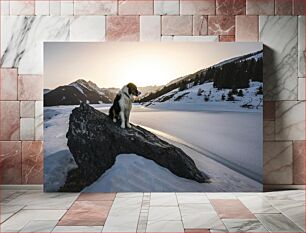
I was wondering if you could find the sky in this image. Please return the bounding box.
[44,42,262,89]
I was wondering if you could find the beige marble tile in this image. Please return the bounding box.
[119,0,153,15]
[18,75,43,101]
[74,1,117,15]
[0,101,20,140]
[264,120,275,141]
[162,16,192,36]
[263,141,293,184]
[236,15,258,42]
[0,141,22,184]
[0,68,18,100]
[180,0,215,15]
[10,0,34,15]
[246,0,275,15]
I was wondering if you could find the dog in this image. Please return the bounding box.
[109,83,141,129]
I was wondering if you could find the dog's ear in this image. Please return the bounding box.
[127,83,137,95]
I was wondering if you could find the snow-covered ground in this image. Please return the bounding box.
[44,104,109,191]
[143,81,263,113]
[44,103,262,192]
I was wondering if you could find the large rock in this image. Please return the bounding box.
[61,103,208,191]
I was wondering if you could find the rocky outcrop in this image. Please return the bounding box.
[60,103,208,191]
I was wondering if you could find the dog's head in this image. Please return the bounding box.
[127,83,141,97]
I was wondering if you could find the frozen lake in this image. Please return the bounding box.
[44,104,262,192]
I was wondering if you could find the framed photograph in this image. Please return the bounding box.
[44,42,263,192]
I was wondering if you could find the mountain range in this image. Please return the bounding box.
[44,79,162,106]
[44,50,262,107]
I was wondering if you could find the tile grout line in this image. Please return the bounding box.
[136,192,150,232]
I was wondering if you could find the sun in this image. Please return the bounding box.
[113,52,174,87]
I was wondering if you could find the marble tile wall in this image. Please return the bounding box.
[0,0,305,186]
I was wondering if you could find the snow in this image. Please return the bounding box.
[44,104,111,192]
[130,106,262,182]
[214,52,262,68]
[69,83,84,94]
[44,103,262,192]
[83,153,260,192]
[144,81,263,113]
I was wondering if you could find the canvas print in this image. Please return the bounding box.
[44,42,263,192]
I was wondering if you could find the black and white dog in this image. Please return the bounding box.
[109,83,141,129]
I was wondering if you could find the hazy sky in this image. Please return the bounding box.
[44,42,262,89]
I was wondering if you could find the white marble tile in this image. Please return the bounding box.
[180,203,215,215]
[268,200,305,230]
[70,16,105,42]
[1,16,70,74]
[263,141,293,184]
[182,211,222,229]
[161,35,219,41]
[140,16,161,41]
[50,1,61,16]
[35,1,50,15]
[115,192,143,198]
[1,0,10,15]
[261,190,305,201]
[154,0,179,15]
[256,214,303,232]
[104,193,142,232]
[150,193,177,206]
[180,204,218,229]
[7,192,79,210]
[176,193,209,204]
[20,101,35,118]
[112,195,142,208]
[238,196,279,214]
[1,209,66,232]
[298,16,305,78]
[35,101,43,140]
[1,204,25,223]
[223,219,268,232]
[0,190,17,201]
[20,118,35,140]
[1,191,27,203]
[52,226,104,232]
[298,78,305,100]
[102,206,140,232]
[20,220,58,232]
[61,1,74,16]
[259,16,298,100]
[146,221,184,233]
[148,206,181,221]
[275,101,305,140]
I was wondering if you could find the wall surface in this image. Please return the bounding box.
[0,0,305,186]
